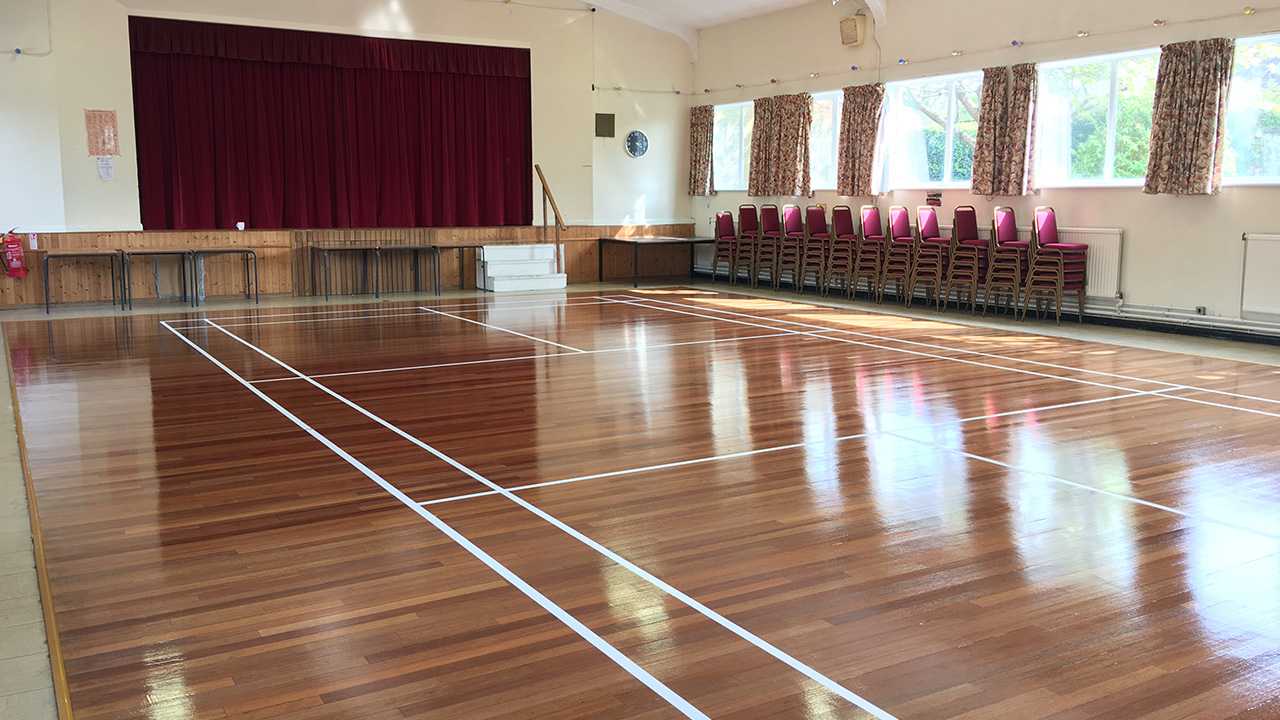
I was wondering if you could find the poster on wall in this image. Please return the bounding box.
[926,192,943,207]
[84,109,120,157]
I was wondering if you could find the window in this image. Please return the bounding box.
[810,91,842,189]
[1225,34,1280,183]
[713,103,753,191]
[882,73,982,189]
[1037,50,1159,186]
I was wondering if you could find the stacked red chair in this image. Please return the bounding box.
[734,205,760,286]
[780,205,805,292]
[942,205,986,314]
[757,205,782,290]
[906,206,947,310]
[881,206,916,303]
[857,206,887,303]
[984,206,1028,316]
[799,206,830,294]
[828,206,858,298]
[711,212,737,284]
[1023,206,1088,324]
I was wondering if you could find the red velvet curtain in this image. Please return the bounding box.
[129,17,533,230]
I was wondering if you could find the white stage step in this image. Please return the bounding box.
[476,244,567,292]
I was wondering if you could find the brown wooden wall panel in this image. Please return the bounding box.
[3,224,695,307]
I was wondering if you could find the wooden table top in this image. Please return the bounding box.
[598,235,714,244]
[42,248,122,257]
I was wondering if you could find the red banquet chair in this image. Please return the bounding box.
[757,204,782,290]
[1024,206,1088,324]
[942,205,986,314]
[735,205,760,286]
[984,206,1028,316]
[781,205,805,291]
[881,206,916,303]
[828,206,858,297]
[711,212,737,283]
[906,205,947,310]
[800,205,830,294]
[857,205,887,302]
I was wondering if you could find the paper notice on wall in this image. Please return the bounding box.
[97,156,115,181]
[926,191,943,207]
[85,109,120,156]
[28,234,37,250]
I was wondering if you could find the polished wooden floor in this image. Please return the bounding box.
[7,288,1280,720]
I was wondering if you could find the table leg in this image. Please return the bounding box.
[251,252,259,304]
[689,244,696,279]
[180,254,188,303]
[111,256,118,309]
[310,248,316,297]
[434,248,442,296]
[413,249,420,293]
[598,240,604,283]
[458,249,464,291]
[44,257,51,313]
[375,249,381,300]
[324,250,330,302]
[362,251,369,295]
[633,244,639,288]
[243,253,251,300]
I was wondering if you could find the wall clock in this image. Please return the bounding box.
[625,130,649,158]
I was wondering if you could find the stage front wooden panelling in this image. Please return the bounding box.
[0,225,697,308]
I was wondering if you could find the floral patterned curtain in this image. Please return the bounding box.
[1145,38,1235,195]
[748,96,776,196]
[748,93,812,196]
[836,83,886,197]
[970,67,1008,196]
[688,105,715,196]
[999,63,1038,196]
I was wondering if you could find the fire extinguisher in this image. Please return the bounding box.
[2,229,29,279]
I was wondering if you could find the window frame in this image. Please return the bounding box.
[881,71,984,191]
[712,101,753,192]
[809,90,843,191]
[1036,48,1160,189]
[1224,33,1280,186]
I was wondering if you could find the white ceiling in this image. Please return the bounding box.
[589,0,886,57]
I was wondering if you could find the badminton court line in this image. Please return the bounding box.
[882,430,1280,543]
[159,320,710,720]
[199,318,901,720]
[416,391,1151,507]
[629,295,1280,408]
[615,298,1280,420]
[162,295,634,327]
[179,302,630,329]
[418,306,588,353]
[247,331,801,384]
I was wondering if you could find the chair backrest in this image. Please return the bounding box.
[953,205,979,242]
[782,205,804,236]
[860,205,883,238]
[739,205,760,236]
[993,207,1018,246]
[805,206,828,236]
[1033,206,1058,248]
[917,206,941,241]
[889,206,912,240]
[832,206,856,238]
[716,212,736,242]
[761,204,781,236]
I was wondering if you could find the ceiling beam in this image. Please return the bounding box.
[863,0,887,27]
[588,0,699,59]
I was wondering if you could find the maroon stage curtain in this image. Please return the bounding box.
[129,17,533,230]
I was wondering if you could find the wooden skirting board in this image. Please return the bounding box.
[2,224,695,307]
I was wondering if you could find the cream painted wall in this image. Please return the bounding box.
[0,0,694,232]
[0,0,67,232]
[693,0,1280,317]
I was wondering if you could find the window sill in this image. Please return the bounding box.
[885,184,973,192]
[1036,180,1145,189]
[1222,178,1280,187]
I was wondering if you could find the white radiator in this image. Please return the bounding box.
[1241,233,1280,320]
[943,224,1124,300]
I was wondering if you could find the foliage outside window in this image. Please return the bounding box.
[809,91,842,190]
[1037,50,1159,186]
[1225,34,1280,183]
[713,103,753,191]
[882,73,982,189]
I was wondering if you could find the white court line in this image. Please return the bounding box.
[609,299,1144,394]
[166,300,633,329]
[161,295,636,326]
[199,318,900,720]
[628,295,1280,408]
[248,331,801,384]
[882,430,1280,543]
[1151,389,1280,420]
[160,320,710,720]
[418,306,588,353]
[417,391,1150,507]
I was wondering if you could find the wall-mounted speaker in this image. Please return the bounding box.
[595,113,616,138]
[839,15,866,47]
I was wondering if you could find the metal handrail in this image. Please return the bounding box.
[535,165,567,274]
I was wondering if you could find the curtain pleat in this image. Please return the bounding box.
[836,83,885,197]
[1145,38,1235,195]
[748,97,777,197]
[131,17,533,230]
[688,105,715,196]
[970,67,1007,196]
[999,63,1038,196]
[748,94,812,196]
